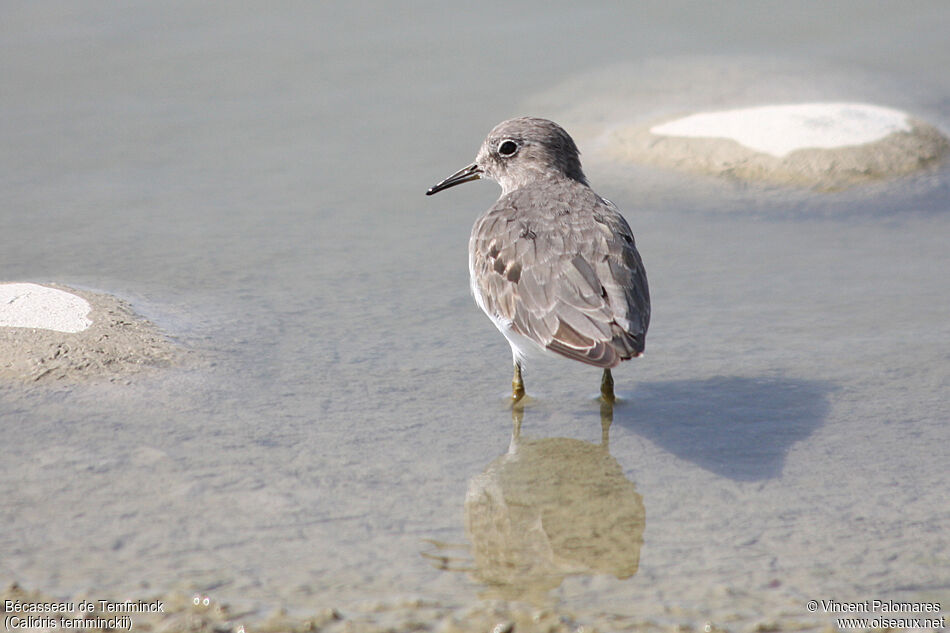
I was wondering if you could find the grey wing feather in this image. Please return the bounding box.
[470,187,650,368]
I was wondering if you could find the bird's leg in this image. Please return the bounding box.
[512,360,526,402]
[600,368,615,403]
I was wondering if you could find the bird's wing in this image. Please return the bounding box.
[470,189,650,368]
[588,196,651,349]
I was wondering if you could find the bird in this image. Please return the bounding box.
[426,117,650,402]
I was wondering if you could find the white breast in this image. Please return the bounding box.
[468,259,553,366]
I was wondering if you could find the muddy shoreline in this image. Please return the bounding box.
[2,582,841,633]
[0,284,183,385]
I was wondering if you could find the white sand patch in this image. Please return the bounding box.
[650,103,912,157]
[0,283,92,333]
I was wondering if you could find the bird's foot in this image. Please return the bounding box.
[600,368,616,404]
[512,362,526,403]
[511,383,526,404]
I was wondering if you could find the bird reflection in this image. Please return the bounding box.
[425,401,645,602]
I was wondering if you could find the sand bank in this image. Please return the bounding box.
[610,102,948,189]
[0,283,180,384]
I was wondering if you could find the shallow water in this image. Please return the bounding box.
[2,1,949,629]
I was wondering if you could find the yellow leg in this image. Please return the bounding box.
[512,361,526,402]
[601,368,615,403]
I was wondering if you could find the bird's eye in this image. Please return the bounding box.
[498,140,518,157]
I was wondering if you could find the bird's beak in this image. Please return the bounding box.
[426,163,482,196]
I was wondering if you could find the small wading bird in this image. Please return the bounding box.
[426,117,650,403]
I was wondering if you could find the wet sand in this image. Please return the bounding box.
[606,113,948,190]
[0,284,183,384]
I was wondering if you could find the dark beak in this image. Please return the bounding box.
[426,163,482,196]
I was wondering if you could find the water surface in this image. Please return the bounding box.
[2,1,949,629]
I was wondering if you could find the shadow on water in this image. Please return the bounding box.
[423,402,645,603]
[616,376,835,481]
